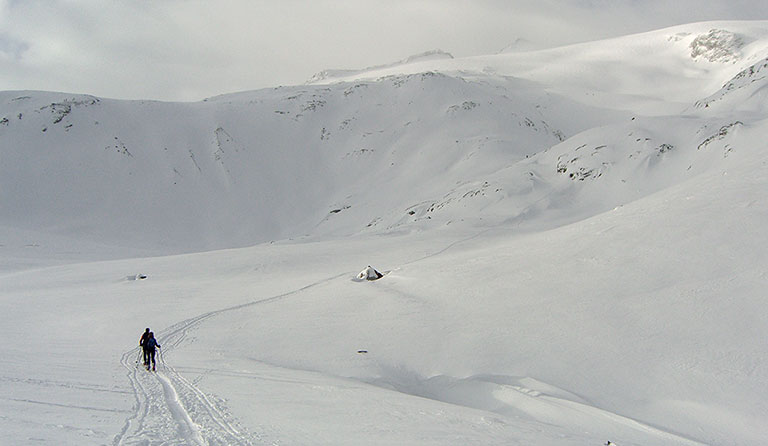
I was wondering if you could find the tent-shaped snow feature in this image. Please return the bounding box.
[357,265,383,281]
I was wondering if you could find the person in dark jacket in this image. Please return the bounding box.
[144,332,161,371]
[139,328,151,366]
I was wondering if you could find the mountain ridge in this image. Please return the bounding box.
[2,20,768,262]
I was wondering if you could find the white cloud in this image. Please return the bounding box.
[1,0,767,101]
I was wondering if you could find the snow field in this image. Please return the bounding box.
[2,20,768,445]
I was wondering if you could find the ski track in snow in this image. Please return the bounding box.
[113,249,711,446]
[155,371,205,446]
[114,273,349,445]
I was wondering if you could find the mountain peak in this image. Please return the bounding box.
[306,50,453,84]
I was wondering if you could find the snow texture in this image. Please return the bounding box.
[2,20,768,446]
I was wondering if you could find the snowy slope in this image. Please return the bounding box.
[310,21,768,115]
[0,74,614,266]
[1,20,768,446]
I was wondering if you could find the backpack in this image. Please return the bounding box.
[145,338,158,350]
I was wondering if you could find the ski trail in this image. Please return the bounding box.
[396,227,497,271]
[165,361,245,440]
[155,348,254,445]
[156,372,205,446]
[159,271,349,347]
[115,272,349,445]
[113,349,150,446]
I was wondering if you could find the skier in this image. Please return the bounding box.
[139,328,151,366]
[144,332,161,371]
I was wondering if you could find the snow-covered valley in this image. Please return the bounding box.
[1,21,768,445]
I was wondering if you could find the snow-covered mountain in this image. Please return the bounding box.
[306,49,455,84]
[0,73,574,258]
[2,21,766,261]
[1,21,768,446]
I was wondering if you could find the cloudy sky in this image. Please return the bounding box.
[2,0,767,101]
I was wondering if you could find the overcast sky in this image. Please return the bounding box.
[2,0,767,102]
